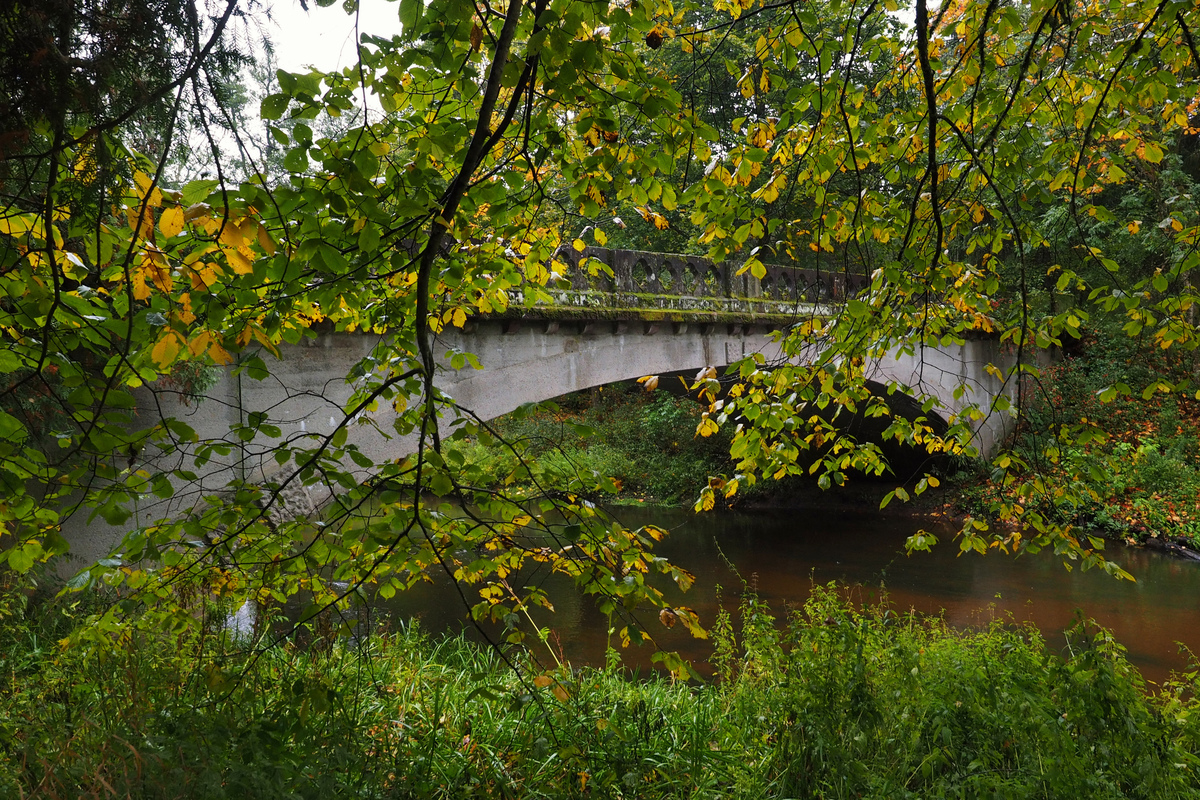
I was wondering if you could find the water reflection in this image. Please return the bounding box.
[375,506,1200,685]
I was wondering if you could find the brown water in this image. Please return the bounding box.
[380,506,1200,686]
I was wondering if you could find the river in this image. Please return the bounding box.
[376,506,1200,686]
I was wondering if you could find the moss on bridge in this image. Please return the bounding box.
[487,291,836,328]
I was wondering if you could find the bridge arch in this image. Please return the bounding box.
[430,318,773,426]
[201,320,1015,474]
[60,317,1015,569]
[429,321,1013,456]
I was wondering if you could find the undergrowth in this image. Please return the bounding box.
[446,385,733,505]
[3,574,1199,799]
[956,323,1200,549]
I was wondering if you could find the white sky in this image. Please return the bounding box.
[265,0,403,73]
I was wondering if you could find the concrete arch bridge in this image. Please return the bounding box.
[61,247,1016,564]
[174,246,1014,470]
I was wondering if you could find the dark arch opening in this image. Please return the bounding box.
[548,373,951,483]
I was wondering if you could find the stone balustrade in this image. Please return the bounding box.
[528,246,867,318]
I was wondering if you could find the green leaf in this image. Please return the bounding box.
[180,180,218,206]
[398,0,424,38]
[283,147,309,173]
[0,410,25,442]
[429,471,452,496]
[7,543,36,573]
[358,221,381,254]
[846,299,870,319]
[331,427,348,448]
[261,93,291,120]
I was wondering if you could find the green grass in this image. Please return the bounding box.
[3,576,1199,799]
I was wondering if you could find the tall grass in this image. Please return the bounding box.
[3,577,1198,798]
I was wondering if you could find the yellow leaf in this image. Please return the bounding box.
[251,327,281,358]
[183,243,217,265]
[188,331,211,357]
[190,331,232,365]
[176,293,196,324]
[159,206,185,238]
[572,238,586,252]
[151,332,182,368]
[1047,170,1071,192]
[755,180,780,203]
[55,250,87,281]
[594,228,607,246]
[224,246,254,275]
[183,203,211,223]
[451,307,467,327]
[126,207,155,240]
[256,223,276,256]
[130,270,151,301]
[140,248,172,293]
[190,262,220,290]
[237,217,258,245]
[1127,220,1141,234]
[0,212,43,238]
[133,171,163,207]
[219,220,246,248]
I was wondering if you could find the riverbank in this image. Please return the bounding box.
[956,325,1200,556]
[444,384,735,507]
[4,578,1198,799]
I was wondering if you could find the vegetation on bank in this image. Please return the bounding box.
[947,322,1200,552]
[446,385,735,506]
[3,577,1198,799]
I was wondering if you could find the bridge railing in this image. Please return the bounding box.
[537,246,867,316]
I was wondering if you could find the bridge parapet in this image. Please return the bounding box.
[528,247,867,319]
